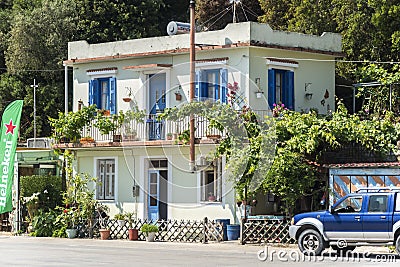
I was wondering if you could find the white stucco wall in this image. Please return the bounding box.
[68,22,341,60]
[75,145,237,222]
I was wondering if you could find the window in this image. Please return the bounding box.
[89,77,117,114]
[96,159,115,200]
[195,69,228,103]
[200,158,222,202]
[268,69,294,110]
[334,195,363,213]
[368,195,388,213]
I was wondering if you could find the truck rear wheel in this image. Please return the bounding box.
[298,229,325,256]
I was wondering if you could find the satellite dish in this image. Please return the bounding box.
[167,21,191,36]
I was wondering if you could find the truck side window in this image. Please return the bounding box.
[334,196,363,213]
[368,195,388,213]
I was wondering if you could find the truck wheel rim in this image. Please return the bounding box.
[303,234,319,251]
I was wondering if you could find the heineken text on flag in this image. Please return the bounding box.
[0,100,23,214]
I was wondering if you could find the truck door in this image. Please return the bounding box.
[324,195,364,241]
[363,194,390,240]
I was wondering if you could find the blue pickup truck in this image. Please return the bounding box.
[289,187,400,255]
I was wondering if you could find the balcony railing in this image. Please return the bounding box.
[57,110,271,144]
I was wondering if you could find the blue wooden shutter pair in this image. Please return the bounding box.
[220,69,228,103]
[88,78,117,113]
[268,70,294,110]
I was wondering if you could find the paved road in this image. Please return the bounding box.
[0,236,398,266]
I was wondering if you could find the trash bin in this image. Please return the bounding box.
[227,224,240,240]
[215,219,230,241]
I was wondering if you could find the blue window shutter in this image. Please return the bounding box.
[267,69,276,109]
[284,71,294,110]
[109,77,116,114]
[195,70,200,100]
[220,69,228,103]
[89,79,99,107]
[200,72,208,100]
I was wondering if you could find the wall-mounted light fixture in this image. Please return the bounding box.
[305,93,313,100]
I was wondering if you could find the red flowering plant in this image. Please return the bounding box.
[59,205,80,229]
[272,103,288,117]
[227,81,239,105]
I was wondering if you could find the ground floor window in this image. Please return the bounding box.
[200,158,222,202]
[96,159,115,200]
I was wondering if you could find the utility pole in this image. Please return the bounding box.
[189,0,196,171]
[30,79,38,147]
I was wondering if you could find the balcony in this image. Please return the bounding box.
[53,110,271,147]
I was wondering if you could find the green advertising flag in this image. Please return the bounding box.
[0,100,23,214]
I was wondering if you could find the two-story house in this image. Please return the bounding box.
[60,22,342,222]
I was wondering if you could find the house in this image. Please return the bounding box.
[61,22,342,222]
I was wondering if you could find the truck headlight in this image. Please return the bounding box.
[291,217,294,225]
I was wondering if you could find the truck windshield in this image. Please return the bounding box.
[334,196,363,213]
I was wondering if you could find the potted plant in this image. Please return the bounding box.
[114,213,126,227]
[49,104,97,143]
[208,192,216,202]
[123,87,133,102]
[140,223,158,242]
[175,92,182,101]
[125,212,138,241]
[166,132,173,140]
[62,206,80,239]
[96,204,110,240]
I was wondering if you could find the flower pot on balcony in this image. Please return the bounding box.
[113,134,122,142]
[123,97,132,102]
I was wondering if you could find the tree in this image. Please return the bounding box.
[5,0,77,138]
[74,0,165,43]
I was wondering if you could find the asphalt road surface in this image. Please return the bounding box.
[0,236,399,267]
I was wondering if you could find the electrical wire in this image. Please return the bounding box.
[239,2,249,22]
[198,6,233,30]
[240,3,260,18]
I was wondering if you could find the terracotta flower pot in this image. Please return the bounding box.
[128,229,139,241]
[99,229,110,240]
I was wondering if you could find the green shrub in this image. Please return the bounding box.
[20,175,63,210]
[31,209,59,237]
[140,223,158,234]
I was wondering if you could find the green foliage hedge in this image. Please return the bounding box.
[20,175,63,210]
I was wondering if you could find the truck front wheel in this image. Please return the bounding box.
[395,235,400,255]
[298,229,326,256]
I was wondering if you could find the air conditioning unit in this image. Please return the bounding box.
[26,138,52,148]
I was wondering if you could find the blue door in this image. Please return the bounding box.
[324,195,364,240]
[149,73,166,114]
[363,194,391,240]
[148,171,160,221]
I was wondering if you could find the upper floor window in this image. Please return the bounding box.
[195,69,228,103]
[89,77,117,114]
[96,158,116,200]
[268,69,294,110]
